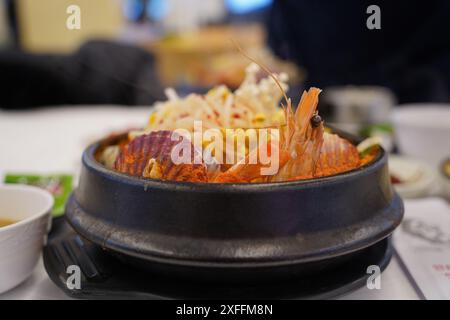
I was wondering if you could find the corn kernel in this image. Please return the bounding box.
[253,113,266,122]
[148,113,156,126]
[271,110,285,124]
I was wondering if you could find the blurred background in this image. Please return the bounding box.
[0,0,300,108]
[1,0,450,104]
[0,0,449,198]
[1,0,450,301]
[1,0,447,106]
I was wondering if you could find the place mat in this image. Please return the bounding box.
[394,197,450,299]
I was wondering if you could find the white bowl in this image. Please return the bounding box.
[389,155,438,198]
[0,185,53,294]
[392,105,450,168]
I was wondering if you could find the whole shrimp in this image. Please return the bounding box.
[211,41,360,183]
[270,88,360,181]
[213,88,360,183]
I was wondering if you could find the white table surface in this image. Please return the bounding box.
[0,106,423,300]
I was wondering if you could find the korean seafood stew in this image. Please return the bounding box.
[97,64,378,183]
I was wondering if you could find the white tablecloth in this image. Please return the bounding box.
[0,106,427,300]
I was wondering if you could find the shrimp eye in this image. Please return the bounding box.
[310,114,322,127]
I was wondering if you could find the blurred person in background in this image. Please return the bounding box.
[0,40,164,109]
[0,0,165,109]
[267,0,450,103]
[0,0,227,109]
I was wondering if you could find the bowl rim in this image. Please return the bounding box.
[83,137,386,192]
[0,184,53,233]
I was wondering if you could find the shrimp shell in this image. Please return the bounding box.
[314,132,360,178]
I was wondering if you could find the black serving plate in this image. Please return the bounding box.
[43,217,393,299]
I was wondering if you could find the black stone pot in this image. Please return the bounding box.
[66,135,403,284]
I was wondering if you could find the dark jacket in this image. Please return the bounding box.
[0,40,164,109]
[267,0,450,103]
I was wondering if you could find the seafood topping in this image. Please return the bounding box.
[114,131,207,182]
[101,60,379,183]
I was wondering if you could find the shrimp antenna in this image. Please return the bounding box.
[231,39,290,107]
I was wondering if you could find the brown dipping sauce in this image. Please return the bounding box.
[0,218,16,228]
